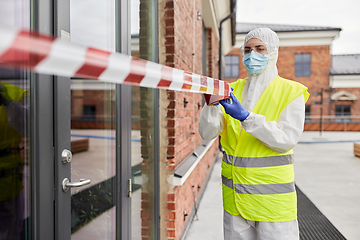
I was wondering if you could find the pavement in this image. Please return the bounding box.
[184,131,360,240]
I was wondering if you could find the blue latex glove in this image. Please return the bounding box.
[220,92,249,121]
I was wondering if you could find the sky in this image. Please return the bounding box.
[236,0,360,55]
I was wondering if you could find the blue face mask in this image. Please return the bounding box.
[243,51,270,75]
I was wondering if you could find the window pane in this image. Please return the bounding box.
[344,105,351,115]
[303,64,311,77]
[231,66,239,78]
[224,56,231,64]
[335,105,351,115]
[295,63,302,77]
[295,54,311,77]
[232,56,239,64]
[303,54,311,63]
[224,66,231,78]
[224,56,239,78]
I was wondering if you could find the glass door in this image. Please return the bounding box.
[0,0,133,239]
[54,0,131,239]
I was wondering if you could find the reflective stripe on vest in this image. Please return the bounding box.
[223,154,294,167]
[222,175,295,195]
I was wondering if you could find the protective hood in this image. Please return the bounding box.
[241,28,279,112]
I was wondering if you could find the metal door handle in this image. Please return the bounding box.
[62,178,91,192]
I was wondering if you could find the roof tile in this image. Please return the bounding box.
[330,54,360,75]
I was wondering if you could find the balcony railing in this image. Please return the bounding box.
[304,115,360,131]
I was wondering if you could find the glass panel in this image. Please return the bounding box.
[224,65,231,78]
[224,56,231,64]
[295,63,302,77]
[303,54,311,63]
[0,1,32,240]
[303,64,311,77]
[335,105,342,115]
[232,66,239,78]
[69,1,116,239]
[131,0,158,239]
[344,105,351,115]
[232,55,239,64]
[295,54,302,63]
[295,54,311,77]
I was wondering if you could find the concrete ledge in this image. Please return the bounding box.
[168,138,217,186]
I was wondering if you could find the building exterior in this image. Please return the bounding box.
[328,54,360,128]
[224,22,360,131]
[0,1,235,240]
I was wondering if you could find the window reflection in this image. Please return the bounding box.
[70,1,116,239]
[131,0,158,239]
[70,0,115,51]
[0,76,30,240]
[0,1,31,239]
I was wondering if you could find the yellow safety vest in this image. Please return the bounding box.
[0,82,26,201]
[220,76,309,222]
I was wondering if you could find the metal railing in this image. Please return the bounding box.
[304,115,360,132]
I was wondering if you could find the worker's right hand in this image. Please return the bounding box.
[0,84,12,106]
[220,92,249,121]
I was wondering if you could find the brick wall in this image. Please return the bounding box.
[278,45,331,116]
[331,88,360,116]
[207,29,220,79]
[71,89,116,129]
[158,0,220,239]
[169,141,219,239]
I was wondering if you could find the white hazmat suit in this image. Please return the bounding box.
[199,28,305,240]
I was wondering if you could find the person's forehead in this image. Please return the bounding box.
[245,38,265,47]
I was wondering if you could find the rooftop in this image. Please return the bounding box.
[330,54,360,75]
[236,22,342,34]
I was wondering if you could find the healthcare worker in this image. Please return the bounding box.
[199,28,309,240]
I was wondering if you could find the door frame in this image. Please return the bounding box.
[31,1,55,240]
[116,1,132,240]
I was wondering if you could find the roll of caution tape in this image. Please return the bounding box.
[0,24,230,99]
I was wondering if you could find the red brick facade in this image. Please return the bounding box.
[157,0,221,239]
[278,45,331,116]
[71,89,116,129]
[207,29,220,80]
[171,142,219,238]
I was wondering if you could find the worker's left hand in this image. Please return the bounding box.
[220,92,249,121]
[0,83,13,106]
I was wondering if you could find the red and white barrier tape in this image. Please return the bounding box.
[0,25,230,97]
